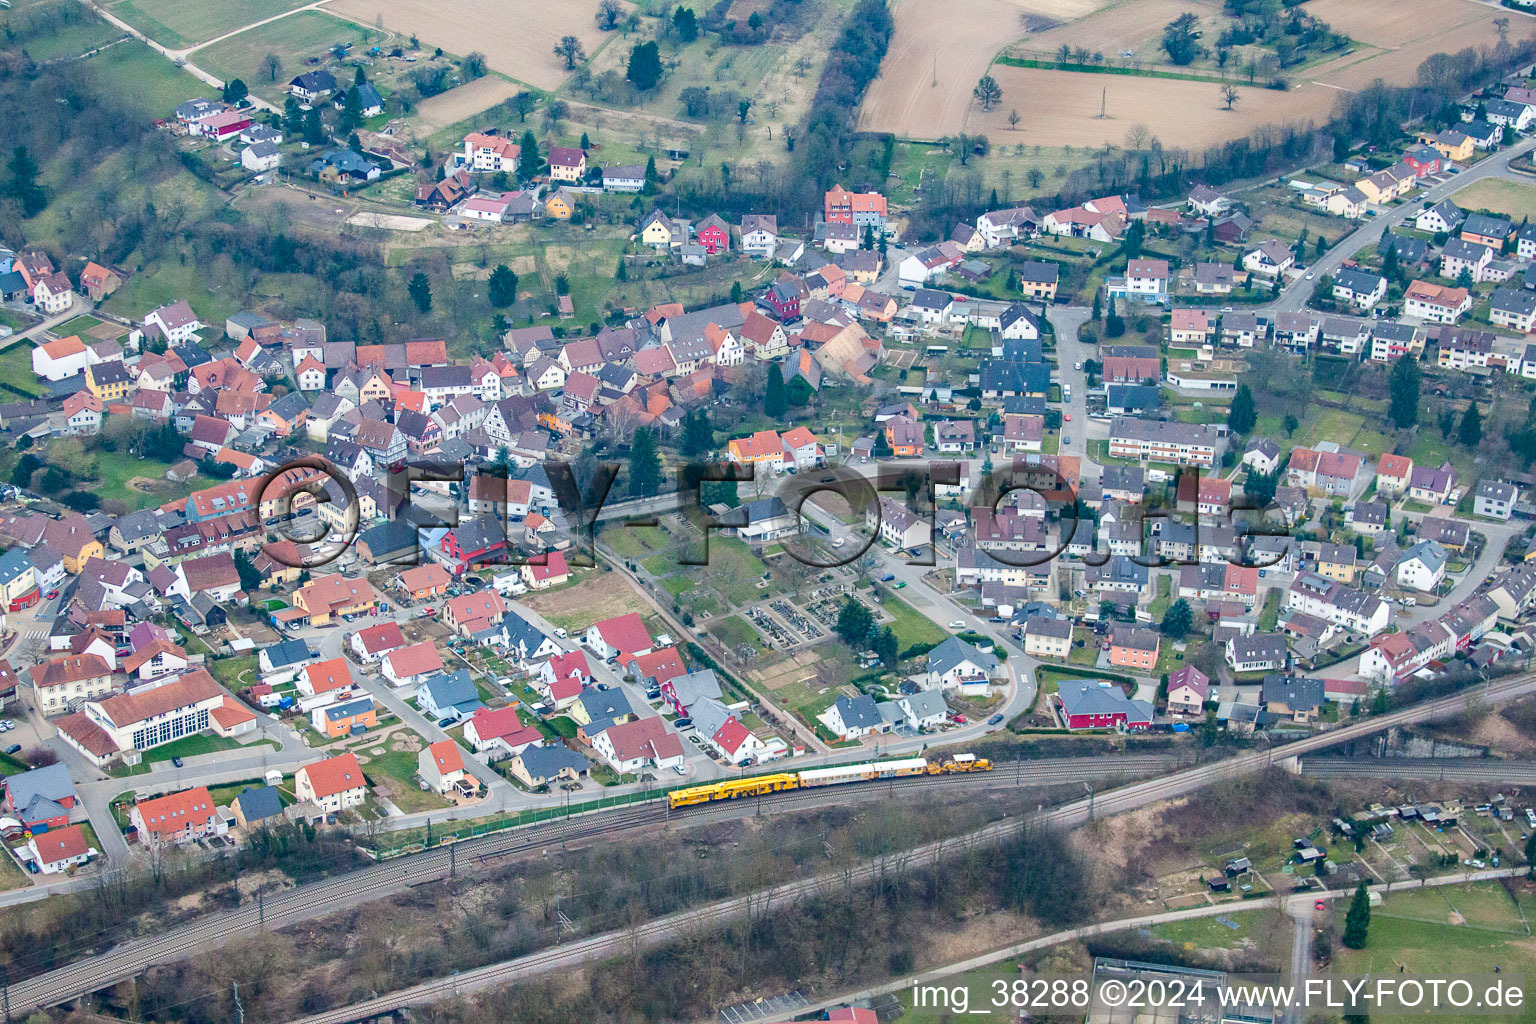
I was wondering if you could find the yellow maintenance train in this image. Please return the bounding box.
[667,753,992,809]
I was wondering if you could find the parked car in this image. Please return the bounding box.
[673,764,688,776]
[45,590,58,600]
[436,717,455,728]
[948,620,966,629]
[171,756,184,768]
[4,745,20,755]
[988,713,1005,725]
[880,573,896,582]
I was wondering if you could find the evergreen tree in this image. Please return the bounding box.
[627,41,663,91]
[408,271,432,314]
[517,131,542,182]
[629,426,663,497]
[1388,355,1420,429]
[284,97,303,137]
[339,86,363,131]
[1341,881,1371,949]
[672,5,699,42]
[1459,402,1482,447]
[1283,412,1300,437]
[355,64,367,86]
[488,264,518,307]
[1227,384,1256,434]
[1161,598,1193,639]
[680,409,713,456]
[4,145,45,217]
[730,280,742,303]
[234,550,263,593]
[835,597,875,646]
[643,155,660,193]
[302,107,325,145]
[875,626,899,666]
[764,363,787,417]
[1104,295,1124,338]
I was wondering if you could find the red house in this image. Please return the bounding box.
[439,521,507,575]
[1401,145,1443,178]
[194,110,252,142]
[757,279,801,322]
[1055,680,1151,731]
[696,214,731,255]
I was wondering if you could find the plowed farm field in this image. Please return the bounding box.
[325,0,610,91]
[859,0,1510,147]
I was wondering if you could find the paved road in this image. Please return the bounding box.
[0,295,91,351]
[1274,134,1536,312]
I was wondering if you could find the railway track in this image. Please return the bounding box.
[23,669,1536,1020]
[6,755,1177,1014]
[1299,757,1536,784]
[280,671,1536,1024]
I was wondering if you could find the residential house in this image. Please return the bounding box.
[294,752,368,814]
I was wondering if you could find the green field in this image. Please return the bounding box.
[101,259,240,331]
[196,11,380,102]
[80,39,215,119]
[880,594,948,651]
[103,0,315,49]
[1334,883,1536,1024]
[0,346,44,399]
[1452,178,1536,222]
[7,7,122,61]
[708,615,760,651]
[363,748,451,813]
[38,437,218,511]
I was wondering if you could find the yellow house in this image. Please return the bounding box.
[84,361,134,402]
[544,188,575,220]
[294,573,379,625]
[1418,130,1475,163]
[641,210,676,249]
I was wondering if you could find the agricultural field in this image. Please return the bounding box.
[858,0,1110,139]
[862,0,1508,149]
[195,11,381,103]
[412,76,524,134]
[326,0,610,91]
[102,0,314,49]
[1451,178,1536,223]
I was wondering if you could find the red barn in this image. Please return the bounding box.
[439,521,507,575]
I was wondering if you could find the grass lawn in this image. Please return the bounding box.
[198,12,382,102]
[5,7,122,60]
[1150,909,1286,952]
[601,524,669,560]
[1148,575,1172,621]
[39,437,217,511]
[100,256,242,329]
[56,315,103,336]
[546,716,578,740]
[1334,889,1536,1024]
[0,347,44,398]
[104,0,315,48]
[363,748,451,813]
[1258,588,1281,632]
[207,654,258,690]
[708,615,759,651]
[80,39,215,120]
[142,733,275,765]
[880,594,947,651]
[1452,177,1536,222]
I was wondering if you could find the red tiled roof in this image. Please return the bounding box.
[299,752,365,799]
[303,657,356,694]
[384,641,443,678]
[33,823,90,865]
[135,786,218,837]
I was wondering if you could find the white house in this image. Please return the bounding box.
[1474,479,1519,520]
[1397,540,1448,592]
[294,753,368,814]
